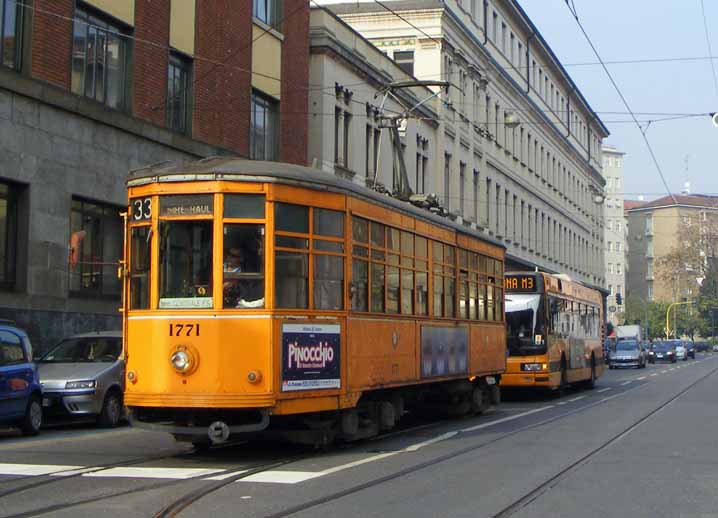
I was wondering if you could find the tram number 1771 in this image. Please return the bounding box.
[169,323,201,337]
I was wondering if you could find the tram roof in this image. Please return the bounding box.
[128,157,505,250]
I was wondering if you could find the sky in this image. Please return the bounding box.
[519,0,718,200]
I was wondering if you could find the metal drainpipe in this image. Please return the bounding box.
[483,0,488,44]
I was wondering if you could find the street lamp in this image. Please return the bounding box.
[504,111,521,129]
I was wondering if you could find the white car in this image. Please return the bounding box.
[673,342,688,361]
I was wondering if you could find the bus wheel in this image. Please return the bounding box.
[584,357,597,390]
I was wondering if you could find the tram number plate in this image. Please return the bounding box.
[169,323,200,337]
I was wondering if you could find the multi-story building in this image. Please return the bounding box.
[315,0,609,290]
[602,146,626,324]
[0,0,308,349]
[626,195,718,303]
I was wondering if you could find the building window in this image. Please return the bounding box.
[473,169,480,223]
[393,50,414,76]
[253,0,280,26]
[69,198,123,297]
[444,154,451,208]
[0,0,23,70]
[71,7,130,110]
[615,242,621,252]
[608,263,613,274]
[334,88,352,169]
[0,181,19,288]
[250,90,278,161]
[459,162,466,216]
[416,136,428,193]
[167,53,192,134]
[616,263,622,275]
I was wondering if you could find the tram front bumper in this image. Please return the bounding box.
[499,372,558,388]
[128,408,270,440]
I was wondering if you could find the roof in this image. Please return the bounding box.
[626,194,718,212]
[623,200,645,210]
[128,157,506,251]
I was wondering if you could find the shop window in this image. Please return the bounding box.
[70,198,123,297]
[0,181,19,288]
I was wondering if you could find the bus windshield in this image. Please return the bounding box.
[505,293,546,356]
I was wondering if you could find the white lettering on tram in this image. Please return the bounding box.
[287,341,335,369]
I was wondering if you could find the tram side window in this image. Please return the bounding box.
[129,226,151,309]
[159,220,213,308]
[415,236,428,316]
[351,217,369,311]
[223,224,265,309]
[275,203,309,309]
[313,208,344,311]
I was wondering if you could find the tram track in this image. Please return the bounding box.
[252,366,717,518]
[0,413,466,518]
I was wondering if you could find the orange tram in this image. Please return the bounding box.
[121,158,507,446]
[501,272,604,392]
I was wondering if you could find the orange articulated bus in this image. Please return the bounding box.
[122,158,507,446]
[500,272,604,392]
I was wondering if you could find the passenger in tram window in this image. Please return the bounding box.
[223,225,265,308]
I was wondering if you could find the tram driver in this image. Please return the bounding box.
[223,225,265,308]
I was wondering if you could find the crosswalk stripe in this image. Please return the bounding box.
[0,463,81,476]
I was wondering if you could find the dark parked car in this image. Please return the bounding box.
[649,341,677,363]
[0,323,42,435]
[683,341,696,359]
[37,331,124,427]
[609,340,647,369]
[694,342,710,353]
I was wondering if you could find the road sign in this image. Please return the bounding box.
[609,306,617,313]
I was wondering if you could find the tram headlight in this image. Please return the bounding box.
[170,350,192,373]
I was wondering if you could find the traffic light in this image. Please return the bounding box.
[616,293,622,305]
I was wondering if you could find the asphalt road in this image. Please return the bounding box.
[0,354,716,518]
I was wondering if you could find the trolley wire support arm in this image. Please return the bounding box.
[372,80,450,202]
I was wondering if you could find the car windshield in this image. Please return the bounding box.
[40,337,121,363]
[615,341,639,351]
[652,342,673,352]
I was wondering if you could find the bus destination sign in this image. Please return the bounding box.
[504,274,537,292]
[160,195,213,217]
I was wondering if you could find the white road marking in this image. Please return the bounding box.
[460,406,554,433]
[51,467,101,477]
[669,368,676,372]
[661,370,669,374]
[204,470,248,481]
[567,396,586,402]
[650,373,658,377]
[637,376,647,380]
[597,388,612,393]
[240,471,322,484]
[0,463,82,476]
[556,401,567,405]
[621,381,632,386]
[402,431,459,452]
[84,467,225,479]
[319,453,398,476]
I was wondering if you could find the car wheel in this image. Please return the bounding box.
[20,396,42,436]
[97,391,122,428]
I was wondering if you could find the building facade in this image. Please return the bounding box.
[601,146,626,324]
[626,195,718,303]
[316,0,609,290]
[0,0,308,350]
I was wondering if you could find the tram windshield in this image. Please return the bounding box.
[159,220,213,308]
[505,293,547,356]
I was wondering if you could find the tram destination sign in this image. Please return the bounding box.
[281,323,341,392]
[160,195,213,217]
[504,274,537,292]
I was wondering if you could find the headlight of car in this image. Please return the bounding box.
[65,380,96,389]
[521,363,547,372]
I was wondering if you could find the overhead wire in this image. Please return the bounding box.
[698,0,718,99]
[563,1,678,206]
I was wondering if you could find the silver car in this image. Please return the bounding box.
[37,331,124,427]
